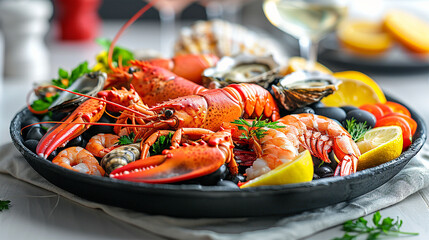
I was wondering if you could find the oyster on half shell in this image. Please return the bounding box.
[202,55,280,89]
[272,71,340,111]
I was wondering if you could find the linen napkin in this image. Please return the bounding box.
[1,142,429,240]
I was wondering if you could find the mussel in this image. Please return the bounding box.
[202,55,280,89]
[272,71,340,111]
[48,72,106,113]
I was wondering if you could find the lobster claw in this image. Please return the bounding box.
[110,128,237,184]
[36,99,106,158]
[110,143,228,184]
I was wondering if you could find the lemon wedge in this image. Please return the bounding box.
[281,57,332,75]
[240,150,313,188]
[321,71,386,107]
[356,126,403,171]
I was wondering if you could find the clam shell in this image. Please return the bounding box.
[272,71,340,111]
[48,72,106,113]
[202,55,280,89]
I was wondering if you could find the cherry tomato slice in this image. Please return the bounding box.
[375,116,412,149]
[382,112,417,136]
[360,104,384,120]
[384,101,411,117]
[375,103,393,115]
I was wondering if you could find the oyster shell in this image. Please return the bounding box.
[272,71,340,111]
[202,55,280,89]
[174,19,287,65]
[48,72,106,113]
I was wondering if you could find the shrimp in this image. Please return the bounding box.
[85,133,120,158]
[278,113,361,176]
[52,147,105,176]
[237,113,360,179]
[245,124,302,180]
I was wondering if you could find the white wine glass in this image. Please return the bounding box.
[263,0,348,71]
[199,0,253,23]
[144,0,195,56]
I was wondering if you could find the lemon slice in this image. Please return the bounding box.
[356,126,403,171]
[337,20,393,54]
[321,71,386,107]
[240,150,313,188]
[281,57,332,75]
[384,10,429,54]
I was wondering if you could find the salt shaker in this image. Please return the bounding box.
[0,0,53,82]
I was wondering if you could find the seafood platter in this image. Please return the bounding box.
[10,3,426,218]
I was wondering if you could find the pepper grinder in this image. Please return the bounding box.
[55,0,102,41]
[0,0,53,82]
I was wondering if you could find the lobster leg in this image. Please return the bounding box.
[36,99,106,158]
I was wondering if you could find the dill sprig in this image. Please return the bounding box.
[231,116,285,140]
[345,118,371,142]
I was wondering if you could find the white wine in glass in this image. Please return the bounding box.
[263,0,347,70]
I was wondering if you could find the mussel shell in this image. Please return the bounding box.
[202,55,280,89]
[272,71,340,111]
[48,72,106,113]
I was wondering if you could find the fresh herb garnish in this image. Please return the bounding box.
[345,118,371,142]
[95,38,134,70]
[332,211,418,240]
[117,132,137,146]
[150,132,173,156]
[31,62,91,113]
[231,116,285,140]
[0,200,11,211]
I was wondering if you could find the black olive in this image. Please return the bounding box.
[312,156,322,167]
[314,107,346,123]
[47,149,58,161]
[345,110,377,128]
[216,180,239,189]
[65,135,84,148]
[40,115,55,130]
[340,105,359,113]
[329,151,338,170]
[309,101,325,109]
[24,139,39,153]
[83,114,115,140]
[181,165,228,186]
[226,173,246,184]
[313,173,321,180]
[315,165,334,178]
[292,107,315,114]
[26,127,46,141]
[21,116,41,137]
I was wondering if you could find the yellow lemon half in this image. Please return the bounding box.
[281,57,333,76]
[240,150,313,188]
[356,126,403,171]
[321,71,386,107]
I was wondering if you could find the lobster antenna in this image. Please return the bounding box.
[108,0,160,72]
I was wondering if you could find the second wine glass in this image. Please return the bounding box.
[263,0,348,71]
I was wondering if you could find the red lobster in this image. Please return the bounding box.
[110,128,237,183]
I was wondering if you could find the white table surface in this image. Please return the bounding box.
[1,16,429,239]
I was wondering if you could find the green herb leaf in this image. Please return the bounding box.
[332,211,419,240]
[58,68,68,79]
[31,94,59,111]
[0,200,11,211]
[95,38,134,67]
[117,132,136,146]
[231,116,285,141]
[345,118,372,142]
[150,132,173,156]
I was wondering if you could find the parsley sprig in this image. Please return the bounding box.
[332,211,418,240]
[150,132,173,156]
[345,118,371,142]
[31,62,91,113]
[231,116,285,140]
[0,200,11,211]
[95,38,134,68]
[117,132,137,146]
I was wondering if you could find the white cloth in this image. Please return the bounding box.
[1,142,429,240]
